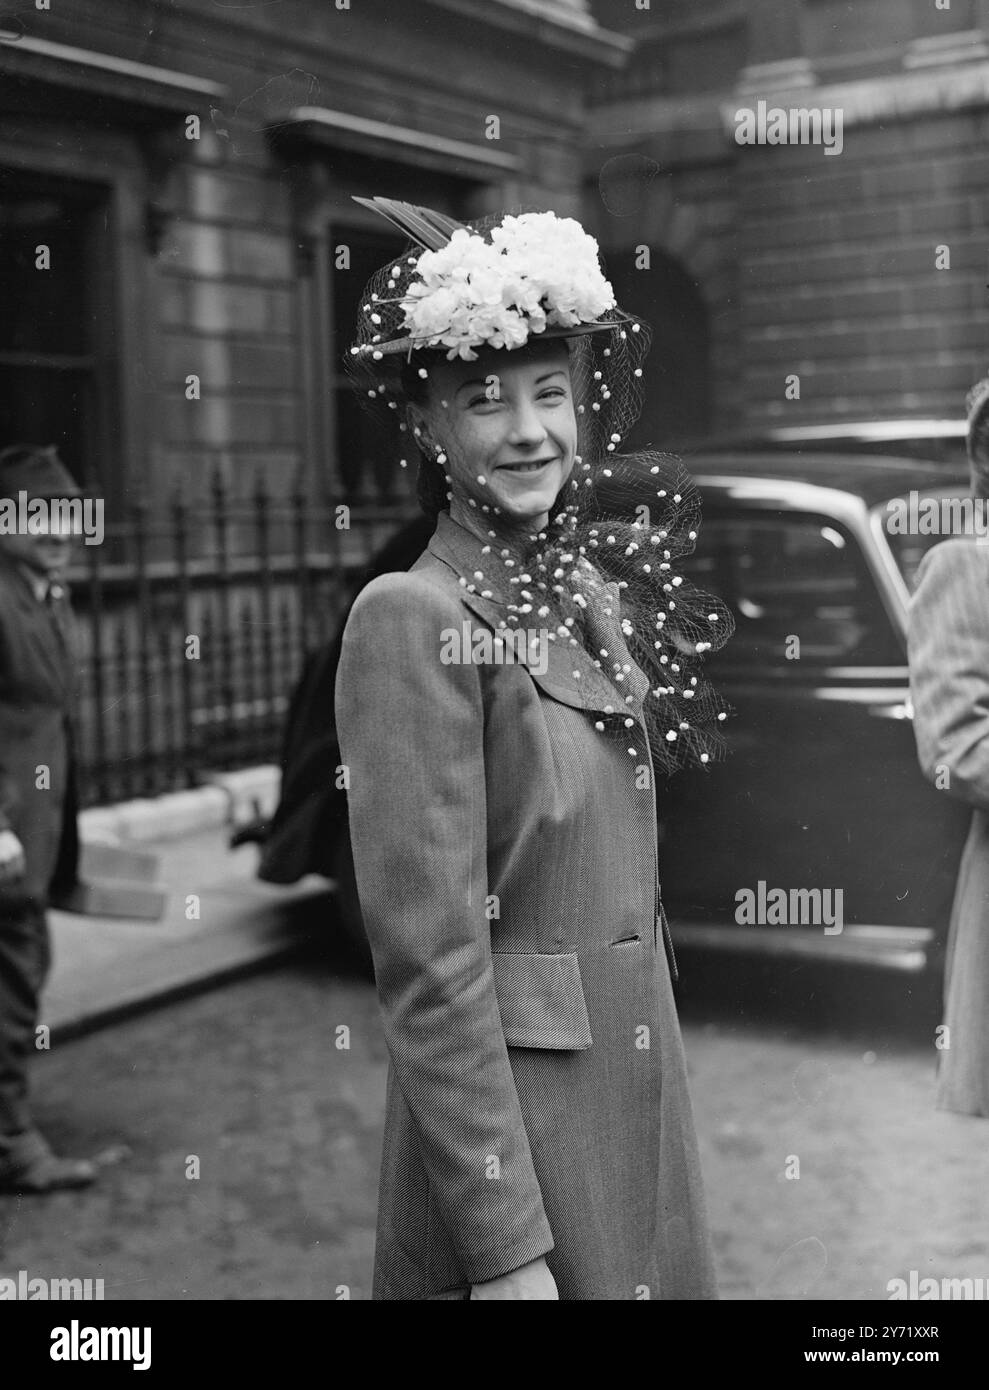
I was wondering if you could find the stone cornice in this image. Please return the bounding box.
[723,55,989,133]
[592,48,989,145]
[0,27,227,107]
[274,106,522,179]
[419,0,632,65]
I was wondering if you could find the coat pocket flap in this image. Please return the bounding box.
[491,950,593,1050]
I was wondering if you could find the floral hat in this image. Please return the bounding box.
[349,198,630,360]
[346,198,652,484]
[345,197,734,774]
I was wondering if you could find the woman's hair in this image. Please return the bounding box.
[398,354,450,518]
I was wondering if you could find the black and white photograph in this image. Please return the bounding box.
[0,0,987,1349]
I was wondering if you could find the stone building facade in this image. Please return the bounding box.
[587,0,989,447]
[0,0,627,515]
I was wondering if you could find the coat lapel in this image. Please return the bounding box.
[423,512,649,718]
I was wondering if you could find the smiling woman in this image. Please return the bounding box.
[333,197,733,1301]
[403,339,577,535]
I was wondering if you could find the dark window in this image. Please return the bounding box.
[607,246,711,448]
[0,169,114,486]
[329,223,410,503]
[684,512,903,668]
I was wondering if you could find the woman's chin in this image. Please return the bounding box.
[493,495,553,526]
[488,477,565,523]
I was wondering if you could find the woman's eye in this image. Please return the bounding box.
[539,389,566,402]
[468,395,499,409]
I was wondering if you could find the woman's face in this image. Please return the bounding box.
[413,342,578,532]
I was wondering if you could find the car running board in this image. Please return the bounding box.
[668,921,935,973]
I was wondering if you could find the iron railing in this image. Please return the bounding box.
[68,471,417,806]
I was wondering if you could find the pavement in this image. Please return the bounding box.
[43,768,334,1041]
[4,949,985,1301]
[10,775,986,1303]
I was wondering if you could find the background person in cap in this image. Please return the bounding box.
[910,375,989,1118]
[0,443,94,1192]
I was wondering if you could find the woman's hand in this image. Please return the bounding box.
[0,829,26,884]
[470,1255,559,1300]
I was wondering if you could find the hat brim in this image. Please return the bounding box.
[352,314,631,360]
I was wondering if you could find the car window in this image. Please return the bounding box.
[683,512,902,668]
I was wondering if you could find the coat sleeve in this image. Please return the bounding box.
[0,763,15,834]
[0,617,18,834]
[334,570,554,1284]
[909,539,989,809]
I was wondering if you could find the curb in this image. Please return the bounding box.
[79,765,281,845]
[48,903,325,1046]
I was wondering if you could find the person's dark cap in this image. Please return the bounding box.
[0,444,81,499]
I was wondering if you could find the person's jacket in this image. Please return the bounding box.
[0,556,79,904]
[334,511,716,1299]
[910,537,989,1116]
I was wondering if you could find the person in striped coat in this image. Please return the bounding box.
[909,374,989,1116]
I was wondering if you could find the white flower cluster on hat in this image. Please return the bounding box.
[400,212,616,361]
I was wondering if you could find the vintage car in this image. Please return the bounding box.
[659,450,971,974]
[251,447,974,976]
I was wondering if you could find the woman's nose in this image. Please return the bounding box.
[506,400,548,446]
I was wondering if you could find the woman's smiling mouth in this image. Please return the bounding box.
[497,458,558,474]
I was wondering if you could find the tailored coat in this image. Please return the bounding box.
[0,556,78,905]
[909,537,989,1117]
[335,510,717,1300]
